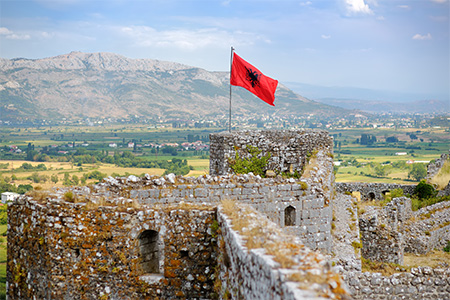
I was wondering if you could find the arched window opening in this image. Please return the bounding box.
[138,230,159,274]
[285,205,296,226]
[368,192,376,201]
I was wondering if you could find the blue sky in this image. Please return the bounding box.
[0,0,448,101]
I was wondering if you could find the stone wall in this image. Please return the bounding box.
[358,196,450,265]
[216,202,349,300]
[209,129,333,177]
[345,267,450,300]
[7,183,348,300]
[426,151,449,180]
[403,201,450,254]
[336,182,416,202]
[358,207,404,265]
[106,174,333,252]
[7,195,218,299]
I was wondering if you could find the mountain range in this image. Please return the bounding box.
[0,52,350,122]
[284,82,449,114]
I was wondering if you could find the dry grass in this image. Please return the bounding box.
[404,250,450,268]
[25,190,51,202]
[361,257,410,276]
[429,159,450,190]
[301,158,318,179]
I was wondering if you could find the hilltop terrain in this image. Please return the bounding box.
[0,52,349,122]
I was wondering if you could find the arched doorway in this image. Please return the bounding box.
[138,230,160,274]
[285,205,296,226]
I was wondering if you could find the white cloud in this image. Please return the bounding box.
[0,27,31,40]
[376,16,385,21]
[412,33,432,40]
[397,5,410,9]
[300,1,312,6]
[430,0,448,4]
[321,34,331,39]
[0,27,13,35]
[116,25,266,50]
[345,0,373,15]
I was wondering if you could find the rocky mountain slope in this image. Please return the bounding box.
[0,52,347,122]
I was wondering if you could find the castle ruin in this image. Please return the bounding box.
[7,130,450,299]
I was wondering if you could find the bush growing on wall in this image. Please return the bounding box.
[228,145,271,177]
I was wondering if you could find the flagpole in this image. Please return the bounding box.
[229,46,234,133]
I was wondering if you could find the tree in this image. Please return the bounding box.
[415,180,436,199]
[51,174,59,184]
[408,163,427,181]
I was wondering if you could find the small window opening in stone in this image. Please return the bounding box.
[138,230,160,274]
[284,205,296,226]
[368,192,376,201]
[74,249,80,257]
[180,250,189,258]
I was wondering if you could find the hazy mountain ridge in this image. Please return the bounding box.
[0,52,348,121]
[314,98,450,114]
[284,81,449,114]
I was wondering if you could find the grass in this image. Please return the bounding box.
[429,159,450,190]
[404,250,450,269]
[0,224,6,300]
[361,257,410,276]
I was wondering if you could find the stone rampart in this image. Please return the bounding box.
[7,183,348,300]
[209,129,333,177]
[358,207,404,265]
[216,203,348,300]
[7,195,218,299]
[403,201,450,254]
[103,174,332,252]
[336,182,416,201]
[359,197,450,265]
[426,151,449,180]
[345,267,450,300]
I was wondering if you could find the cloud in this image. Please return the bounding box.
[300,1,312,6]
[321,34,331,39]
[397,5,410,9]
[345,0,373,15]
[116,26,266,50]
[0,27,31,40]
[412,33,432,40]
[430,0,448,3]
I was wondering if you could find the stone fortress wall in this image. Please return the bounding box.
[7,129,450,300]
[7,130,345,300]
[336,182,416,202]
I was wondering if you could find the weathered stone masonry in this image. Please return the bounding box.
[126,175,332,252]
[8,196,218,299]
[209,129,333,177]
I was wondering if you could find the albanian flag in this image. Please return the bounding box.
[230,53,278,106]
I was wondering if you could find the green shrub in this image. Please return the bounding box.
[415,180,436,200]
[228,145,271,177]
[390,188,404,199]
[444,241,450,253]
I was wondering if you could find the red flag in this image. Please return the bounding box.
[230,53,278,106]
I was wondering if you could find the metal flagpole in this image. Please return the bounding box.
[229,46,234,133]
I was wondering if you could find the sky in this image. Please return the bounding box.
[0,0,449,101]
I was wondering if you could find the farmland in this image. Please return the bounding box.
[0,123,449,192]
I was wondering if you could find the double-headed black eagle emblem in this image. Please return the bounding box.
[245,67,260,88]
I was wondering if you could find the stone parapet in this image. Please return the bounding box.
[209,129,333,176]
[344,267,450,300]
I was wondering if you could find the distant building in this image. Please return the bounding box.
[1,192,19,204]
[395,152,407,156]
